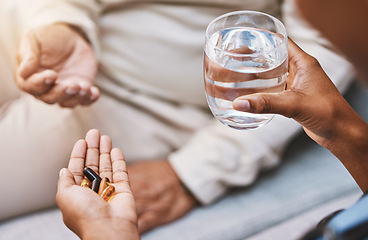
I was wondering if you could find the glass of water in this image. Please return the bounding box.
[204,10,288,130]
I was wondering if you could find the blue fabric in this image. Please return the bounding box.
[326,194,368,240]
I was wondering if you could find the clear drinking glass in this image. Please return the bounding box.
[204,11,288,130]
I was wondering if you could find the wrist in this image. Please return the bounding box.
[326,107,368,155]
[326,109,368,191]
[179,180,200,205]
[80,219,140,240]
[166,160,199,205]
[318,96,365,150]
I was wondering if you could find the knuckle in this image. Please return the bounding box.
[99,166,113,174]
[286,94,306,120]
[253,95,270,113]
[305,55,321,68]
[70,171,84,178]
[286,106,300,120]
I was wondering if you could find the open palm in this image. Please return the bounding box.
[56,129,139,239]
[16,24,100,107]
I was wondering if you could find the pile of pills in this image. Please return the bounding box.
[82,167,115,202]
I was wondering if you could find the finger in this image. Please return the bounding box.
[57,79,99,108]
[287,38,314,75]
[56,168,78,216]
[287,38,309,61]
[99,135,113,181]
[57,168,77,193]
[17,31,40,79]
[39,81,81,105]
[59,98,82,108]
[59,84,93,108]
[111,148,131,192]
[67,139,87,185]
[233,90,300,118]
[58,93,90,108]
[232,39,312,116]
[81,86,100,106]
[16,70,57,96]
[78,81,94,103]
[85,129,100,173]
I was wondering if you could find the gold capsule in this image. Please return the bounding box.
[98,177,110,195]
[81,178,91,188]
[100,185,115,202]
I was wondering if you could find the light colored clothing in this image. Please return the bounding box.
[0,0,353,220]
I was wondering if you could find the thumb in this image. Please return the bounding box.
[57,168,76,192]
[233,91,299,119]
[17,32,40,79]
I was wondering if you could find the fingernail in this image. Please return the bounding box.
[90,87,99,100]
[79,90,87,96]
[233,99,250,111]
[66,88,78,95]
[59,168,66,177]
[45,78,54,85]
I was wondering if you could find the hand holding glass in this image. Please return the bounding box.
[204,11,288,130]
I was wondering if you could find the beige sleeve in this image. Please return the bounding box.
[168,0,354,205]
[16,0,101,56]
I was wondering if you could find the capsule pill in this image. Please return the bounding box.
[98,177,110,195]
[100,185,115,202]
[81,178,91,188]
[83,167,102,193]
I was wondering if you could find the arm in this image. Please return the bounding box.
[168,0,356,205]
[233,40,368,192]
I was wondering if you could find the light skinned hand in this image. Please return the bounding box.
[128,160,197,233]
[16,24,100,108]
[233,39,368,191]
[56,129,140,240]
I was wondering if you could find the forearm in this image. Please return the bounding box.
[326,106,368,192]
[283,0,368,190]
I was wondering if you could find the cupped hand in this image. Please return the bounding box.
[16,24,100,108]
[232,39,362,149]
[128,160,197,233]
[56,129,139,240]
